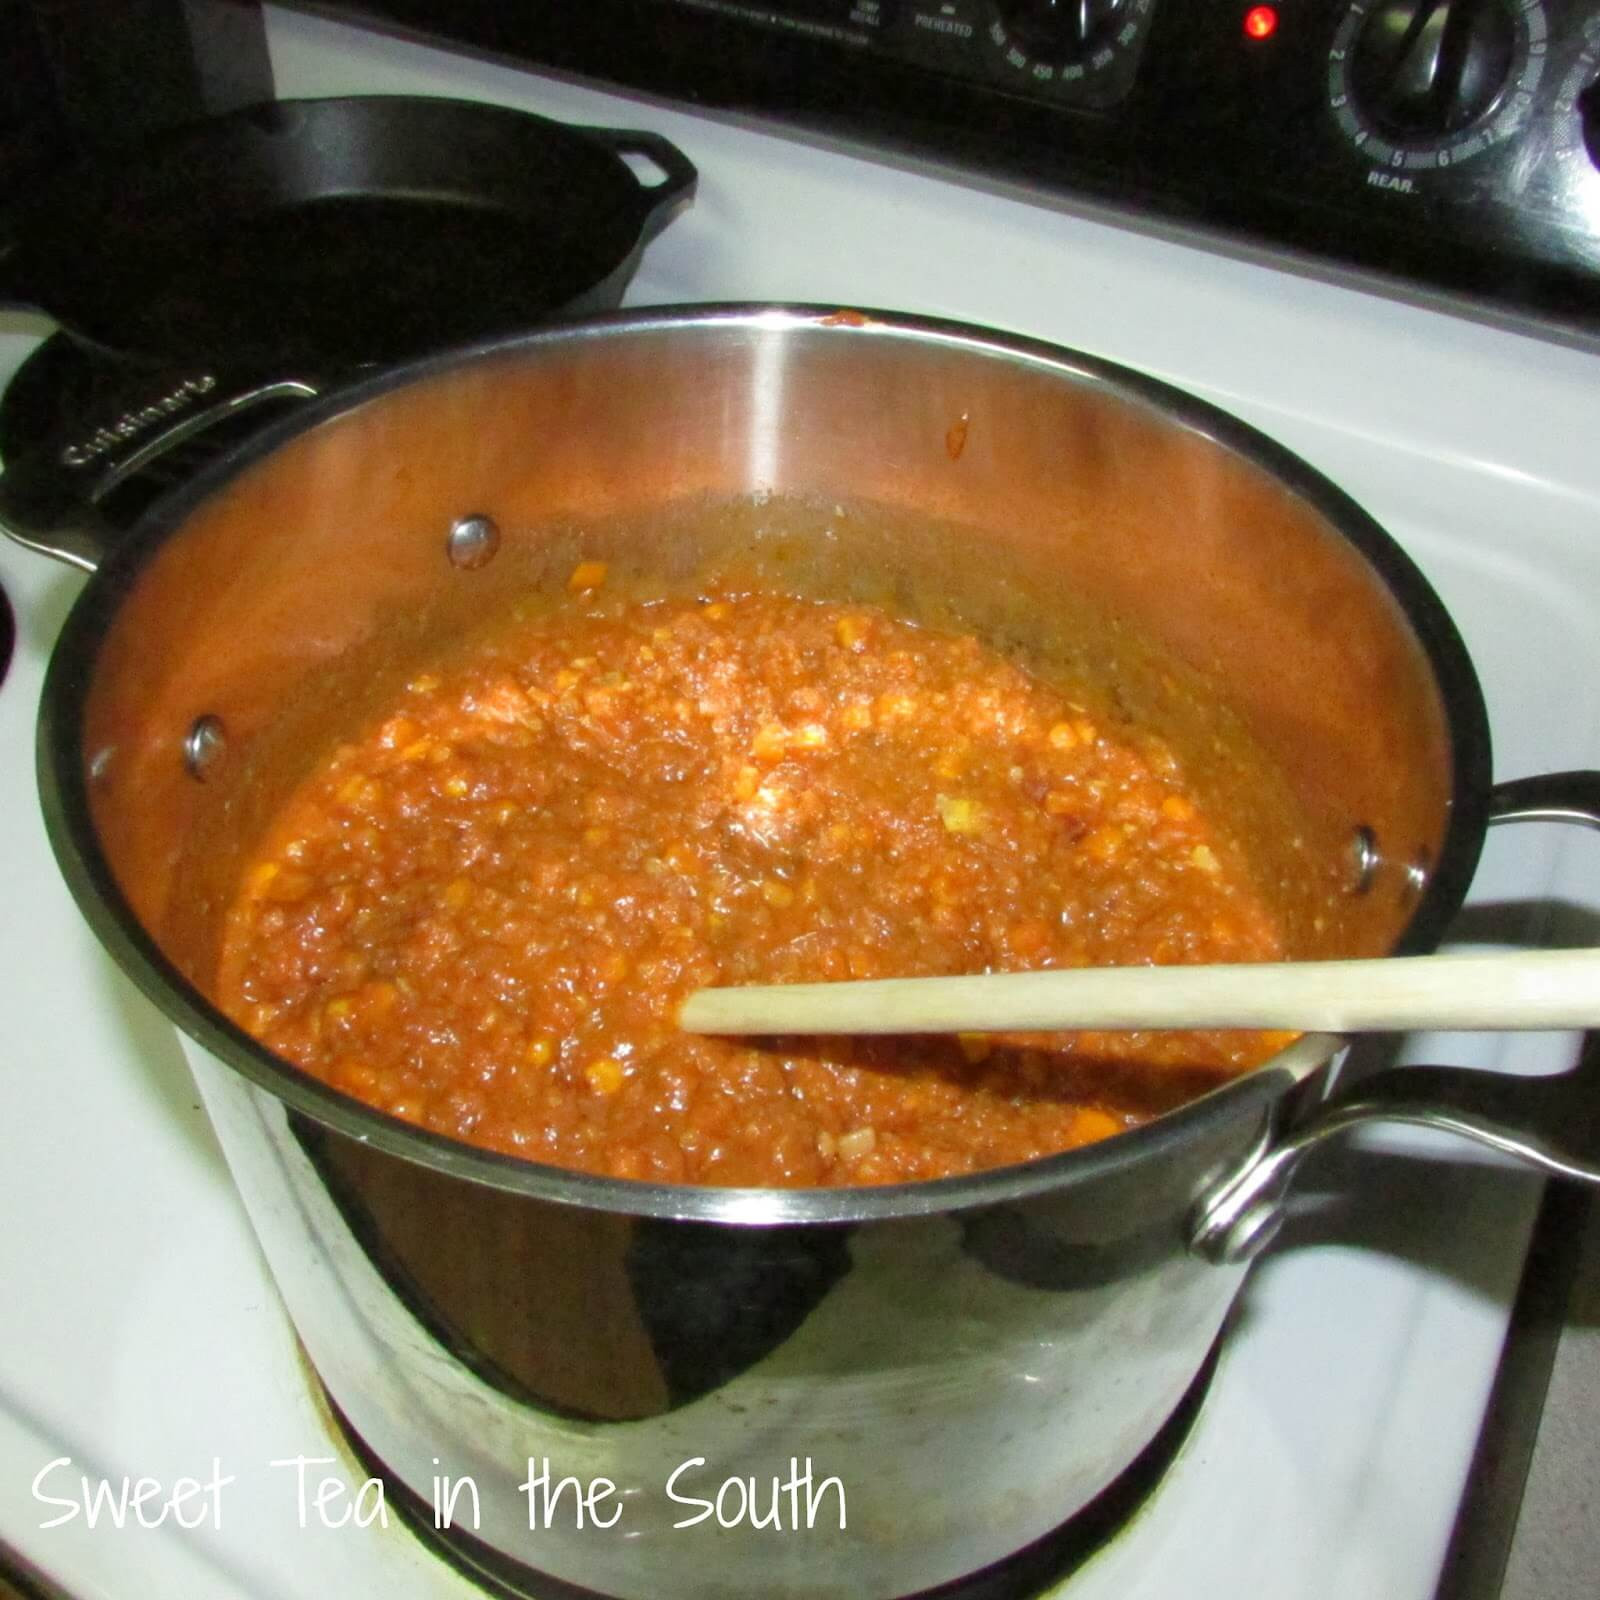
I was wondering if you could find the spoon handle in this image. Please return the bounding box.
[678,948,1600,1036]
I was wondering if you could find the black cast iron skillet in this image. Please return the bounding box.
[0,95,697,368]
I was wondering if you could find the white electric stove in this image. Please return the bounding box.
[4,5,1600,1597]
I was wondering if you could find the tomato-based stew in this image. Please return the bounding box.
[217,572,1290,1187]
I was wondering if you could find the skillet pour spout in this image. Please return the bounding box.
[7,305,1600,1600]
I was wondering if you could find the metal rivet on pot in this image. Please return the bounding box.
[1404,851,1431,900]
[1346,825,1379,894]
[447,514,500,570]
[184,714,227,781]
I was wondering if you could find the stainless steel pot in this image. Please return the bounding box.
[7,307,1600,1600]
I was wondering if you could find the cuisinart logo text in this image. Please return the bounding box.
[59,374,218,468]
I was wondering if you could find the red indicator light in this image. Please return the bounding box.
[1243,4,1278,39]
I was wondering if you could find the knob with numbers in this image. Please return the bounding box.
[1348,0,1515,138]
[1329,0,1547,173]
[991,0,1129,64]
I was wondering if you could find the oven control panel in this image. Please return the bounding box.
[313,0,1600,339]
[652,0,1165,109]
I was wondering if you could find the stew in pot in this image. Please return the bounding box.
[216,566,1291,1187]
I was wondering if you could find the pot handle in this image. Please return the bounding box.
[586,127,699,243]
[0,368,322,573]
[1486,769,1600,827]
[1190,767,1600,1265]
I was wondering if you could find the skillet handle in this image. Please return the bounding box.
[586,127,699,242]
[0,368,321,574]
[1189,767,1600,1264]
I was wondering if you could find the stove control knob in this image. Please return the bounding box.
[1348,0,1516,139]
[992,0,1128,64]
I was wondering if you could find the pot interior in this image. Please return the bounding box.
[64,311,1476,1124]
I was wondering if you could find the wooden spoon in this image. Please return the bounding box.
[678,949,1600,1036]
